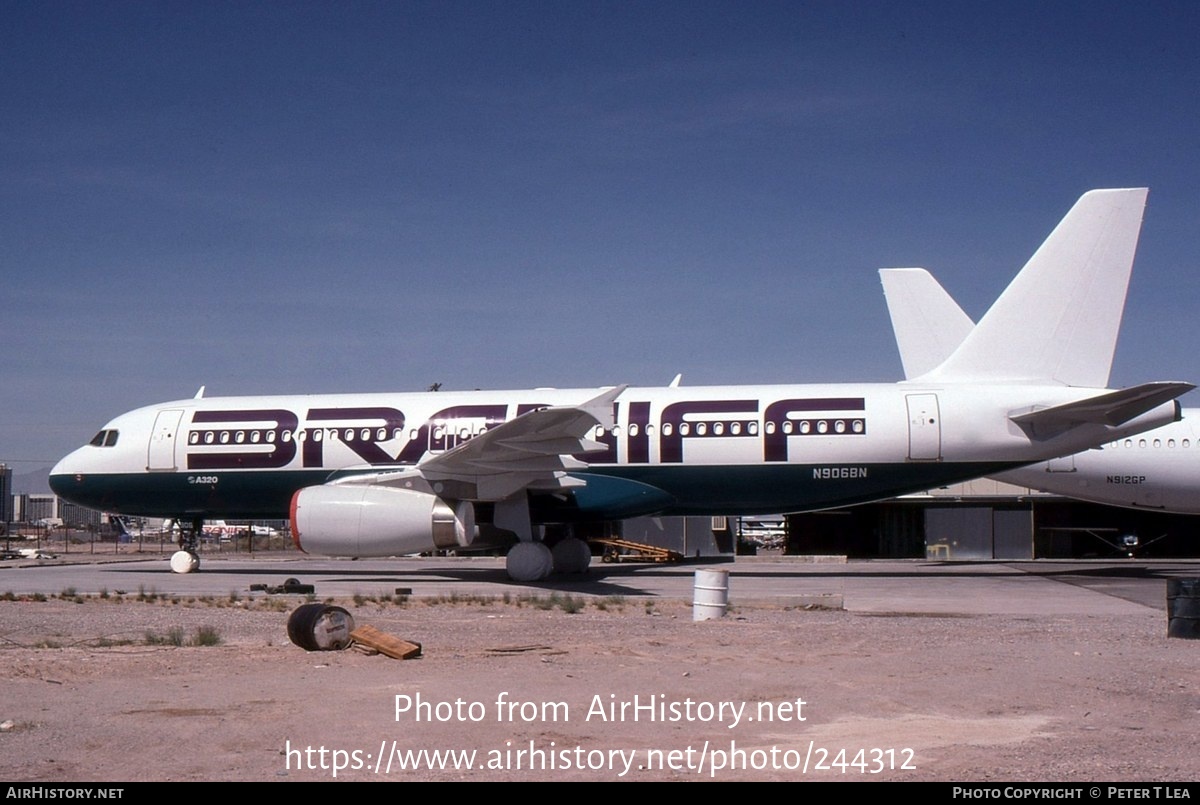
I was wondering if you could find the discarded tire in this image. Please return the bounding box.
[287,603,356,651]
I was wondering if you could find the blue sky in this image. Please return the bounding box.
[3,1,1199,482]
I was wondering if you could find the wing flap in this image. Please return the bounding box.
[415,385,624,501]
[431,455,591,473]
[493,436,607,455]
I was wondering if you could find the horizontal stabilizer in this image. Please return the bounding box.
[1010,381,1194,439]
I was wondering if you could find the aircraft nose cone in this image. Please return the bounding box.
[49,453,83,499]
[48,467,71,497]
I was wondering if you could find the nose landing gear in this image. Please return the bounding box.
[170,517,202,574]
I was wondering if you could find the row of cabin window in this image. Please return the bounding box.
[189,428,406,445]
[187,426,496,445]
[604,418,865,438]
[1111,437,1192,449]
[183,417,867,447]
[94,425,1195,452]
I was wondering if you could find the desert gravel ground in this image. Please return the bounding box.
[0,582,1197,783]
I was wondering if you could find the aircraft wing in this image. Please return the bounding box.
[413,385,625,500]
[1010,381,1195,440]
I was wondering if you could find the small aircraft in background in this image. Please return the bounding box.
[0,547,58,561]
[112,516,280,541]
[187,520,282,540]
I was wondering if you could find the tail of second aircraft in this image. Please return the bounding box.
[879,267,974,380]
[909,188,1148,388]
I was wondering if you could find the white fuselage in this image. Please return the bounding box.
[996,412,1200,514]
[50,382,1181,522]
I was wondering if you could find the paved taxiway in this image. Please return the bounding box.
[4,553,1199,782]
[1,553,1196,617]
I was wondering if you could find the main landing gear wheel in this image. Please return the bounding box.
[170,550,200,574]
[505,541,554,582]
[551,536,592,575]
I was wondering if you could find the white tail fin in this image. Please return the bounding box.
[916,188,1148,387]
[880,237,1193,439]
[879,267,973,379]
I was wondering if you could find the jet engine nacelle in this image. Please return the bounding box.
[290,484,475,557]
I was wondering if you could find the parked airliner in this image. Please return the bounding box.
[50,189,1192,580]
[880,255,1200,514]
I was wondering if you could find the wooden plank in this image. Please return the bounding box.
[350,625,423,659]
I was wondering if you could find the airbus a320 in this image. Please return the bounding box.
[51,189,1191,580]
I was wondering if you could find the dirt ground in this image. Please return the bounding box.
[0,589,1197,783]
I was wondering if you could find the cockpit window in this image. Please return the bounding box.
[89,430,120,447]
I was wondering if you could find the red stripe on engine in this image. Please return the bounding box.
[289,490,306,553]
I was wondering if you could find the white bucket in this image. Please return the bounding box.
[693,568,730,621]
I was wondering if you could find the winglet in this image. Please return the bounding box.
[580,385,626,430]
[919,188,1149,387]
